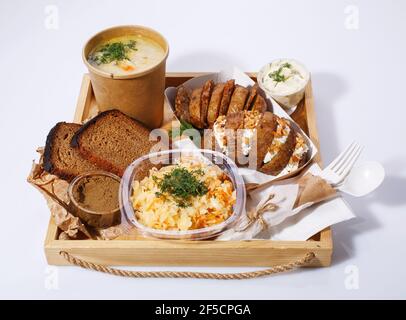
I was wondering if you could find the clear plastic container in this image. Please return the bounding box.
[119,149,246,240]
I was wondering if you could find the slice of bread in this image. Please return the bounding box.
[71,109,155,177]
[43,122,100,181]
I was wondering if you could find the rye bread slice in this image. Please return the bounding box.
[71,110,155,177]
[43,122,100,181]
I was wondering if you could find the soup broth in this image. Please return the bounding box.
[88,35,165,76]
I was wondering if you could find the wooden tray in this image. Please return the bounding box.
[44,73,332,267]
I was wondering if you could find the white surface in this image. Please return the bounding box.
[0,0,405,299]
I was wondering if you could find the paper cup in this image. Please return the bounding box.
[258,59,309,110]
[83,25,169,129]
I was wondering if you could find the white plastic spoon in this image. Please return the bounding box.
[337,161,385,197]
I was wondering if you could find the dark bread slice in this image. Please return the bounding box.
[43,122,100,181]
[71,110,155,177]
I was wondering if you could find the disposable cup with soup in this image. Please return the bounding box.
[83,25,169,129]
[258,59,310,110]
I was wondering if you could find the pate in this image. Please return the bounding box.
[72,175,120,212]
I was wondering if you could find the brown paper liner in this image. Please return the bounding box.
[27,149,123,240]
[293,173,337,208]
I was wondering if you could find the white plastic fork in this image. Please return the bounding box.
[320,141,363,186]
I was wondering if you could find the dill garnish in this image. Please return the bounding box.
[90,40,137,65]
[269,62,292,86]
[153,166,208,207]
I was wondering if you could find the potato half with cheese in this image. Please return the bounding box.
[213,111,309,176]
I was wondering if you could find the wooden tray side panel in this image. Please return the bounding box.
[73,75,93,123]
[46,239,331,267]
[44,73,332,267]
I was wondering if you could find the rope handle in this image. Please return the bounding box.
[59,251,315,280]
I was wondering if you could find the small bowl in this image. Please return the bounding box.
[68,171,121,228]
[258,59,310,110]
[119,149,246,240]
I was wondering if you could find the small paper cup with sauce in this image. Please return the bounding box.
[83,25,169,129]
[258,59,310,110]
[67,171,122,228]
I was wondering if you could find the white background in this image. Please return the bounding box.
[0,0,405,299]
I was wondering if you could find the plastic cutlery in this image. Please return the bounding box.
[321,141,363,186]
[336,161,385,197]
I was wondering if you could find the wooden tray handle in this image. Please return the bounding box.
[59,251,315,280]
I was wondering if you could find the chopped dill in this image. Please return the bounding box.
[90,40,137,65]
[153,166,208,207]
[269,62,292,86]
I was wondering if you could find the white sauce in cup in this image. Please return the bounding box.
[258,59,310,109]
